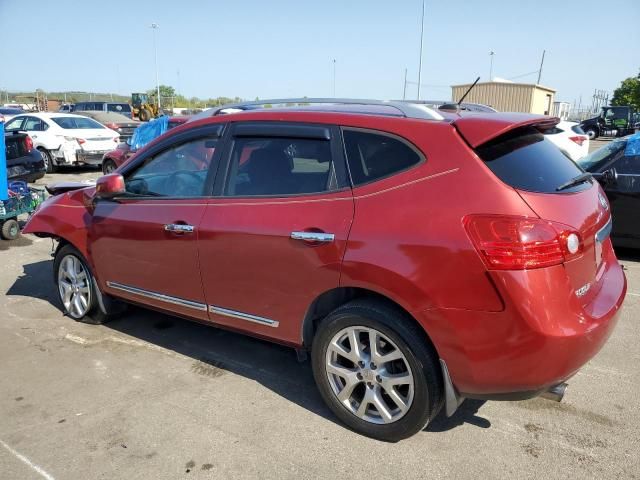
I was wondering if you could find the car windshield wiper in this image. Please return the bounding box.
[556,172,593,191]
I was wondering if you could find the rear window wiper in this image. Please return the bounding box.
[556,172,593,191]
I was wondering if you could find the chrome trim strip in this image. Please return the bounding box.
[209,305,279,328]
[164,223,195,233]
[290,231,335,243]
[106,281,207,312]
[596,217,612,243]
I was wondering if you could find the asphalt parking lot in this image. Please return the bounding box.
[1,145,639,479]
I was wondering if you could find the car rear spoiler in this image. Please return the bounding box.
[453,113,560,148]
[45,181,96,196]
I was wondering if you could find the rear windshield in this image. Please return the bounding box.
[52,117,106,129]
[571,125,586,135]
[577,139,626,172]
[475,126,587,193]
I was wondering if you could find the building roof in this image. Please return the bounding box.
[451,81,556,93]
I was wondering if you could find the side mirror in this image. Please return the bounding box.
[95,173,125,199]
[603,168,618,185]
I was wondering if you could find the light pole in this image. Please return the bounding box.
[489,51,495,81]
[150,23,161,111]
[417,0,425,100]
[332,59,336,97]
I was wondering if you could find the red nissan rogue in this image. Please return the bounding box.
[23,99,626,441]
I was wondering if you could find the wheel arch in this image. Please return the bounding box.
[301,286,440,356]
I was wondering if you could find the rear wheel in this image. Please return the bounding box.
[1,219,20,240]
[38,148,56,173]
[312,300,443,442]
[53,245,112,324]
[584,127,598,140]
[102,159,117,175]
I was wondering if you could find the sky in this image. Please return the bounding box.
[0,0,638,104]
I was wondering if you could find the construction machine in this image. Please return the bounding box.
[131,93,159,121]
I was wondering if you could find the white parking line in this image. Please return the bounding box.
[629,292,640,297]
[0,439,55,480]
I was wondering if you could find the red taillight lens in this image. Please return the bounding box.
[569,135,586,146]
[105,122,119,131]
[464,215,582,270]
[77,138,86,145]
[24,135,33,152]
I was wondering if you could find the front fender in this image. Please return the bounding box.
[23,187,94,261]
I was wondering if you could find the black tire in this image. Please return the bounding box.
[584,127,598,140]
[311,299,443,442]
[102,159,117,175]
[138,108,151,122]
[38,148,57,173]
[53,244,113,324]
[1,219,20,240]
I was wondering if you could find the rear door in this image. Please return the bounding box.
[198,122,354,344]
[474,126,612,307]
[605,153,640,242]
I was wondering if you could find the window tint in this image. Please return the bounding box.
[544,127,564,135]
[476,126,586,193]
[22,117,45,131]
[52,117,105,129]
[577,139,626,172]
[342,130,422,186]
[107,103,131,113]
[225,137,333,196]
[125,138,217,197]
[614,155,639,175]
[571,125,586,135]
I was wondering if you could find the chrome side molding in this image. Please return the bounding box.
[106,281,208,312]
[209,305,279,327]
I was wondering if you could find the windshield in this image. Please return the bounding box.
[52,116,106,129]
[107,103,131,113]
[576,139,626,172]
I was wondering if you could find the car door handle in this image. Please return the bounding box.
[290,231,335,243]
[164,223,195,234]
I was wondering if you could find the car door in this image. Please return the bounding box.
[606,153,640,242]
[198,122,354,344]
[89,124,224,320]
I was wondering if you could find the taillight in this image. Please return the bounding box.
[105,122,119,131]
[463,215,583,270]
[24,135,33,152]
[113,137,119,143]
[569,135,586,146]
[77,138,86,145]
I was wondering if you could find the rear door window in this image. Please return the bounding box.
[342,129,423,186]
[475,126,587,193]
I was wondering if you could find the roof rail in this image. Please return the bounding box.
[208,98,444,121]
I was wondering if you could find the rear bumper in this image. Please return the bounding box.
[7,151,46,183]
[418,243,626,398]
[75,150,109,165]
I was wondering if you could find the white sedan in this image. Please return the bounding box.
[3,112,119,173]
[544,121,589,161]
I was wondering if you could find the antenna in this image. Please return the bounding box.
[458,76,481,105]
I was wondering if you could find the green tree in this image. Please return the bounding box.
[611,71,640,110]
[147,84,176,99]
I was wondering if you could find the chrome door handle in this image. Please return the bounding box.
[164,223,195,233]
[290,231,335,243]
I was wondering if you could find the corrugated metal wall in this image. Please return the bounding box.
[451,82,555,114]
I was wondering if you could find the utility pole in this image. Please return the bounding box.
[536,49,546,85]
[403,68,408,100]
[489,51,495,80]
[332,59,336,97]
[417,0,425,100]
[150,23,161,111]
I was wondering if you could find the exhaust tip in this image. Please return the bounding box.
[540,382,567,402]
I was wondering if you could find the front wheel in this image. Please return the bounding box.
[312,300,443,442]
[53,245,111,324]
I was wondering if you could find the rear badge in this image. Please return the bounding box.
[575,283,591,298]
[598,192,609,210]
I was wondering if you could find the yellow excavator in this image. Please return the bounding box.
[131,93,159,121]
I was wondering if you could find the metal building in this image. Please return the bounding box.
[451,81,556,115]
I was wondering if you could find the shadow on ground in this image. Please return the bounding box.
[8,259,492,436]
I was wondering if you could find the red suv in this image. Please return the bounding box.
[23,99,626,441]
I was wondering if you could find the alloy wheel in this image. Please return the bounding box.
[57,255,91,318]
[325,326,415,424]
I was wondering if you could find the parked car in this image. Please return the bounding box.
[544,120,589,161]
[23,99,626,442]
[4,131,45,183]
[3,113,119,172]
[73,101,133,119]
[101,116,188,174]
[74,111,140,143]
[58,104,74,113]
[577,134,640,248]
[0,107,26,123]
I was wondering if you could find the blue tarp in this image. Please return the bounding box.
[0,122,7,201]
[624,131,640,156]
[128,116,170,151]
